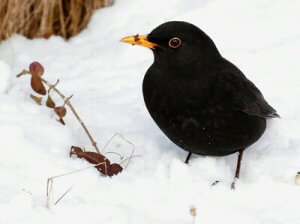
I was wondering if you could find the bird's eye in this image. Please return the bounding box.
[168,37,181,48]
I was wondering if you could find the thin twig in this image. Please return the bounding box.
[119,155,142,166]
[46,161,107,207]
[48,162,106,181]
[102,133,118,154]
[54,185,75,205]
[63,94,73,107]
[116,133,135,169]
[104,151,124,160]
[46,178,53,208]
[16,69,30,78]
[41,78,101,154]
[102,133,136,169]
[190,206,197,224]
[47,178,52,197]
[48,79,60,93]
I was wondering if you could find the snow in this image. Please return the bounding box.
[0,61,10,93]
[0,0,300,223]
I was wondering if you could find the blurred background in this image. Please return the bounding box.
[0,0,114,40]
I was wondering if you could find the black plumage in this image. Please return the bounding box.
[121,21,279,187]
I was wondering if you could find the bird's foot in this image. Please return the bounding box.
[211,180,220,186]
[231,178,238,190]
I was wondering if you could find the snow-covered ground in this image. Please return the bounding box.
[1,0,300,223]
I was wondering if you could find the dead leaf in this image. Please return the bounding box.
[70,146,84,156]
[30,94,42,105]
[190,206,197,217]
[69,146,122,177]
[54,106,66,118]
[46,95,56,108]
[29,62,44,77]
[58,117,65,125]
[107,163,123,176]
[70,146,110,173]
[31,75,46,95]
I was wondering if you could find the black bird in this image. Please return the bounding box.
[121,21,279,188]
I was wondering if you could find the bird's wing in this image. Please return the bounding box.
[216,70,279,118]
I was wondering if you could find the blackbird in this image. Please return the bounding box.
[121,21,279,188]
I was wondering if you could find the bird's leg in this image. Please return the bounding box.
[185,152,192,164]
[231,149,244,190]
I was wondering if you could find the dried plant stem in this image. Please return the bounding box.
[16,69,30,77]
[48,162,106,181]
[54,185,74,205]
[189,206,197,224]
[0,0,111,41]
[42,78,101,154]
[102,133,136,169]
[17,69,137,167]
[46,161,107,208]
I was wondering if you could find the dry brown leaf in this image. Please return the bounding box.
[46,95,56,108]
[30,94,42,105]
[107,163,123,176]
[70,146,110,173]
[31,75,46,95]
[70,146,122,176]
[58,117,65,125]
[54,106,67,118]
[29,62,44,77]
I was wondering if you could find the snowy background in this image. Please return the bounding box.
[1,0,300,223]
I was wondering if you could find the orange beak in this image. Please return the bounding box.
[121,34,157,49]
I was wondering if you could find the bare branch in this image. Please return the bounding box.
[41,78,101,153]
[46,162,107,207]
[103,133,137,169]
[16,69,30,78]
[48,79,60,93]
[54,185,75,205]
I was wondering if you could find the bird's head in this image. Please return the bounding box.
[121,21,220,67]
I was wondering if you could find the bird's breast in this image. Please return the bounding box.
[142,67,219,134]
[142,67,266,156]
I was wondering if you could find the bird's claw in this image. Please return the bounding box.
[231,178,238,190]
[211,180,220,186]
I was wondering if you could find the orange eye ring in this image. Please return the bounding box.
[168,37,181,48]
